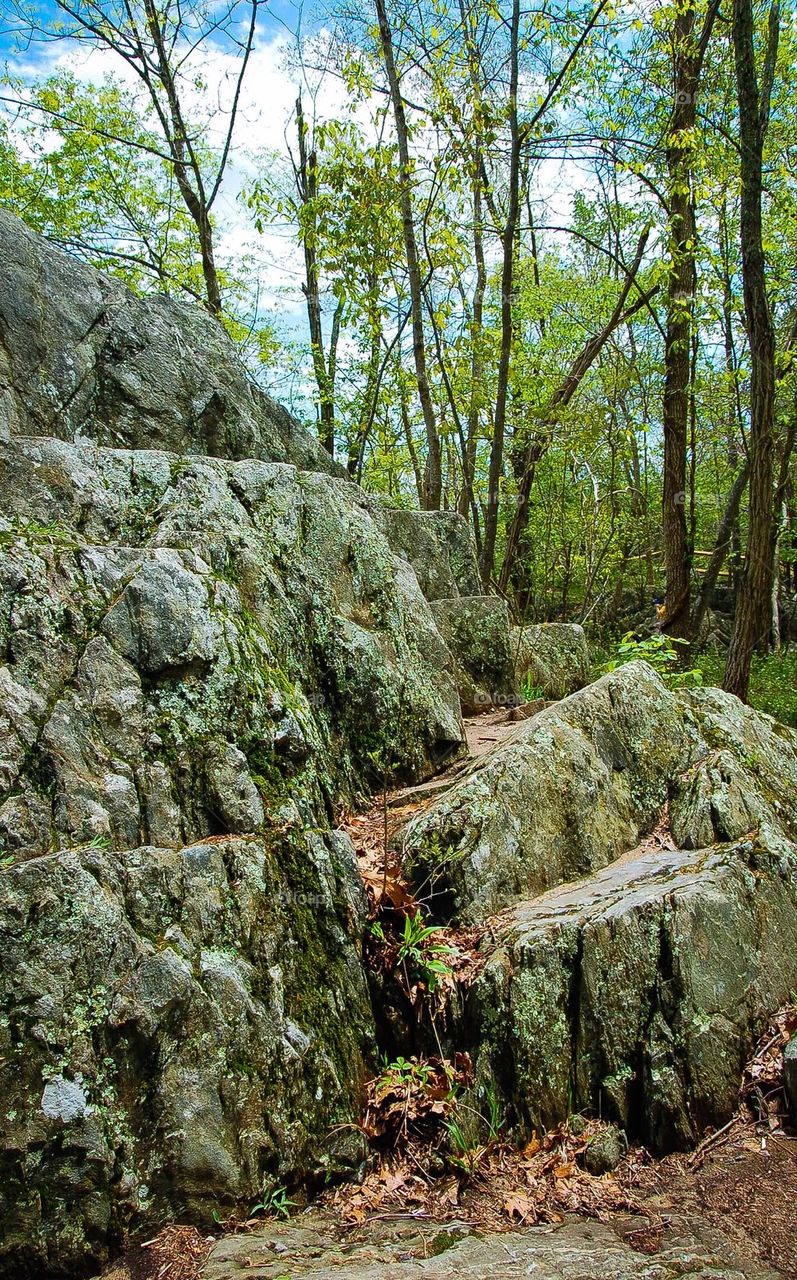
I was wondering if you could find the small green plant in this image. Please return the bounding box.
[397,912,455,992]
[604,631,703,689]
[375,1055,436,1092]
[0,846,15,870]
[520,674,545,701]
[443,1088,504,1177]
[85,833,112,851]
[250,1184,296,1220]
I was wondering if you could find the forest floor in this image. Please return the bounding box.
[102,1120,797,1280]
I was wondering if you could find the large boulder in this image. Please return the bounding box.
[511,622,591,699]
[0,210,339,476]
[430,596,517,713]
[0,436,464,861]
[403,663,695,922]
[0,832,372,1274]
[375,508,481,601]
[469,837,797,1155]
[401,663,797,1152]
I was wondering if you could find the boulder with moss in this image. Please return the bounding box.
[403,663,797,1151]
[511,622,591,698]
[0,436,464,861]
[0,831,372,1274]
[429,596,517,713]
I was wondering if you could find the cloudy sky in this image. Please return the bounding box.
[0,0,588,411]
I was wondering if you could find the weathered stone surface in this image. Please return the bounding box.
[430,596,517,713]
[511,622,591,698]
[201,1210,780,1279]
[401,663,797,1152]
[468,838,797,1155]
[581,1125,626,1174]
[0,427,466,1271]
[0,210,340,476]
[375,507,481,600]
[0,436,464,860]
[404,663,695,922]
[0,833,372,1275]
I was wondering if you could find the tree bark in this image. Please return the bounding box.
[295,95,336,455]
[374,0,442,509]
[479,0,521,587]
[660,0,719,638]
[723,0,779,699]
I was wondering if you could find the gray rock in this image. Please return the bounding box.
[511,622,591,699]
[0,435,464,859]
[375,507,481,600]
[40,1076,92,1124]
[0,209,341,477]
[0,835,373,1274]
[581,1125,626,1174]
[430,596,517,713]
[468,837,797,1155]
[202,1210,780,1280]
[404,662,695,922]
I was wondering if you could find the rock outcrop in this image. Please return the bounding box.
[0,216,469,1274]
[0,211,340,476]
[0,437,465,861]
[510,621,591,698]
[1,834,372,1273]
[430,596,517,713]
[403,663,797,1152]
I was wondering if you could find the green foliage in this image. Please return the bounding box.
[697,650,797,727]
[520,674,545,701]
[604,632,704,689]
[375,1055,437,1093]
[250,1184,297,1220]
[396,912,455,992]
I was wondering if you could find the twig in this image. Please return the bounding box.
[687,1115,739,1165]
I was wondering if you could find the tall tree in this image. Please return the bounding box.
[293,94,341,456]
[659,0,719,639]
[8,0,261,317]
[724,0,780,698]
[374,0,442,509]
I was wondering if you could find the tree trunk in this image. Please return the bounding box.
[660,0,718,638]
[724,0,779,699]
[295,95,335,455]
[374,0,442,509]
[690,460,750,640]
[479,0,521,586]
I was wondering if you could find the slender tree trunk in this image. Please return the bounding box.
[691,460,750,639]
[142,0,223,316]
[374,0,442,509]
[295,95,336,455]
[661,0,718,638]
[724,0,779,700]
[479,0,521,586]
